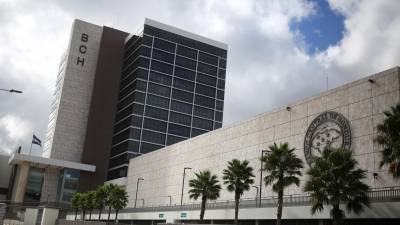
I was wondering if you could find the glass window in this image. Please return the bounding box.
[196,73,217,86]
[175,56,196,70]
[218,69,226,79]
[215,111,223,122]
[216,100,223,111]
[112,129,130,145]
[140,142,164,154]
[199,52,218,66]
[191,128,207,137]
[111,140,138,157]
[219,58,226,69]
[174,66,195,81]
[196,84,216,98]
[173,78,194,92]
[149,71,172,86]
[154,38,175,53]
[107,166,128,180]
[24,168,44,201]
[132,103,144,115]
[214,122,222,129]
[148,82,171,97]
[151,60,173,74]
[139,57,150,68]
[152,48,174,64]
[217,90,224,100]
[193,117,213,130]
[114,116,132,133]
[120,68,148,90]
[58,169,80,203]
[143,118,167,132]
[118,91,146,109]
[194,105,214,120]
[217,79,225,89]
[109,154,129,168]
[171,100,192,114]
[142,35,153,46]
[140,46,151,57]
[142,130,166,145]
[172,88,193,103]
[168,123,190,137]
[146,94,169,109]
[167,135,187,145]
[198,62,217,76]
[136,80,147,92]
[132,115,143,127]
[169,111,191,126]
[130,128,141,139]
[194,95,215,108]
[145,106,168,121]
[177,45,196,59]
[116,105,133,121]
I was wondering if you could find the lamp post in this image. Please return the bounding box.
[252,186,259,207]
[180,167,192,208]
[259,150,270,207]
[139,198,145,207]
[0,88,23,94]
[134,177,144,208]
[168,195,172,206]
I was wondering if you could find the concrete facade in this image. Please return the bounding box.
[126,67,400,207]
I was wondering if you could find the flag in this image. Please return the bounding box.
[32,134,42,147]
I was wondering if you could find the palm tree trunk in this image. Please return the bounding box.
[332,204,342,225]
[108,206,111,221]
[115,209,119,223]
[234,192,240,225]
[276,187,283,225]
[89,209,92,220]
[82,210,86,221]
[200,197,206,223]
[74,209,78,220]
[98,207,102,221]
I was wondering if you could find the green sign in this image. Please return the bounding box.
[180,212,187,218]
[159,213,164,218]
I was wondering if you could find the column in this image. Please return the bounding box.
[13,162,30,202]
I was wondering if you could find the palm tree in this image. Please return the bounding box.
[105,183,118,221]
[86,190,96,220]
[80,192,89,221]
[261,142,303,225]
[71,192,82,220]
[188,170,221,223]
[109,186,129,222]
[375,103,400,178]
[222,159,255,225]
[95,185,107,220]
[304,147,370,225]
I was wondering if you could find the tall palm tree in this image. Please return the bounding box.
[95,185,107,221]
[304,147,370,225]
[261,142,303,225]
[71,192,82,220]
[80,192,89,221]
[375,103,400,178]
[222,159,255,225]
[105,183,118,221]
[109,185,129,223]
[86,190,96,220]
[188,170,221,223]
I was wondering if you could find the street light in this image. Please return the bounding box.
[0,88,23,94]
[180,167,192,208]
[134,177,144,208]
[259,149,270,207]
[167,195,172,206]
[252,186,259,207]
[139,198,145,207]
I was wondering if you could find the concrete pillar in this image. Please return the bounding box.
[255,220,260,225]
[40,208,59,225]
[24,208,38,225]
[13,162,30,202]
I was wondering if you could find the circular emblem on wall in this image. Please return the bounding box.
[304,111,351,166]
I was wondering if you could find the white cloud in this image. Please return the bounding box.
[0,115,32,154]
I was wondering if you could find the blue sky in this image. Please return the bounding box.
[292,0,345,54]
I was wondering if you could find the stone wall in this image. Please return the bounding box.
[126,67,400,207]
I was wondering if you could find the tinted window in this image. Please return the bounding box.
[198,62,217,76]
[218,69,226,79]
[199,52,218,66]
[196,84,216,98]
[171,100,192,114]
[216,100,223,111]
[132,103,144,115]
[140,46,151,57]
[143,118,167,132]
[214,122,222,129]
[142,35,152,46]
[174,67,195,81]
[196,73,217,86]
[172,89,193,103]
[175,56,196,70]
[151,60,173,74]
[194,106,214,120]
[168,124,190,137]
[173,78,194,92]
[217,79,225,89]
[169,111,191,126]
[149,71,172,86]
[177,45,196,59]
[193,117,213,130]
[194,95,215,108]
[215,111,223,122]
[153,38,175,53]
[167,135,186,145]
[142,130,166,145]
[219,58,226,68]
[140,142,163,154]
[152,48,174,63]
[145,106,168,121]
[146,94,169,109]
[217,90,224,100]
[191,128,207,137]
[148,82,170,97]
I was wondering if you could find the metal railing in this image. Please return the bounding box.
[121,186,400,213]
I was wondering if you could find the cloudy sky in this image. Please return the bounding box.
[1,0,400,155]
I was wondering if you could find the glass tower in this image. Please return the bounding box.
[108,20,227,180]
